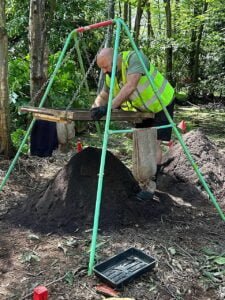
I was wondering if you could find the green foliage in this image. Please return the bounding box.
[6,0,106,121]
[20,250,40,263]
[8,55,30,131]
[138,0,225,98]
[201,247,225,284]
[47,0,106,52]
[5,0,225,137]
[48,51,93,109]
[11,128,29,154]
[8,56,30,102]
[6,0,29,54]
[64,271,75,285]
[200,3,225,97]
[175,91,188,102]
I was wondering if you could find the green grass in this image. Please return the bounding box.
[76,106,225,156]
[174,106,225,147]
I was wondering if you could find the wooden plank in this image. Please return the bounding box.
[20,106,154,122]
[21,107,74,119]
[33,113,69,123]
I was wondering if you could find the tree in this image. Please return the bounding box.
[5,0,225,109]
[201,0,225,99]
[164,0,173,83]
[29,0,48,104]
[146,0,155,47]
[192,0,208,83]
[124,0,128,23]
[105,0,115,47]
[188,0,208,98]
[0,0,13,157]
[133,0,147,44]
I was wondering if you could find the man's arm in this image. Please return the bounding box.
[92,90,109,107]
[111,73,141,109]
[92,72,141,109]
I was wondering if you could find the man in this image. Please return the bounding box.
[91,48,175,200]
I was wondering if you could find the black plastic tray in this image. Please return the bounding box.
[93,247,156,288]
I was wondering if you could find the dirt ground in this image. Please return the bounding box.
[0,129,225,300]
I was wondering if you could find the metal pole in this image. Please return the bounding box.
[88,19,121,275]
[108,124,174,135]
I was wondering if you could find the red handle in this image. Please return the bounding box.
[76,20,114,33]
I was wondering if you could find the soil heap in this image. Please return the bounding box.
[12,147,172,232]
[161,129,225,205]
[9,129,223,233]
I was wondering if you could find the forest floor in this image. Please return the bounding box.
[0,105,225,300]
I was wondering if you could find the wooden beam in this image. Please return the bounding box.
[20,106,154,122]
[33,113,68,123]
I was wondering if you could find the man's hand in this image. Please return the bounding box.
[90,106,108,121]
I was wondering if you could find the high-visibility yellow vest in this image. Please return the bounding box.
[105,51,174,113]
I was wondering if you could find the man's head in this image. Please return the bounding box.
[97,48,121,75]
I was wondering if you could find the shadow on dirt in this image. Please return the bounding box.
[4,173,209,234]
[158,173,208,208]
[0,227,12,279]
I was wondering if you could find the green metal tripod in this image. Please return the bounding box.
[0,18,224,277]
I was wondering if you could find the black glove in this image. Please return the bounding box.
[90,106,108,121]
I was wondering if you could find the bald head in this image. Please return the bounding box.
[97,48,114,61]
[97,48,121,75]
[97,48,113,74]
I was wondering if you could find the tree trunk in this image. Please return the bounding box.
[118,0,122,17]
[189,0,208,98]
[128,3,132,30]
[0,0,13,157]
[105,0,115,48]
[189,6,198,83]
[157,0,162,32]
[163,0,173,84]
[192,1,208,83]
[124,1,128,23]
[173,0,180,35]
[147,0,155,47]
[134,0,146,44]
[29,0,48,105]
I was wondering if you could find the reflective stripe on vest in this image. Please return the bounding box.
[105,51,174,113]
[105,70,137,111]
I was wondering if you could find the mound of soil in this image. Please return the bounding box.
[161,129,225,205]
[9,129,222,233]
[10,147,174,232]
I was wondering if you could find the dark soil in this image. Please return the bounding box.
[1,129,225,300]
[8,147,174,233]
[7,130,225,234]
[161,129,225,206]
